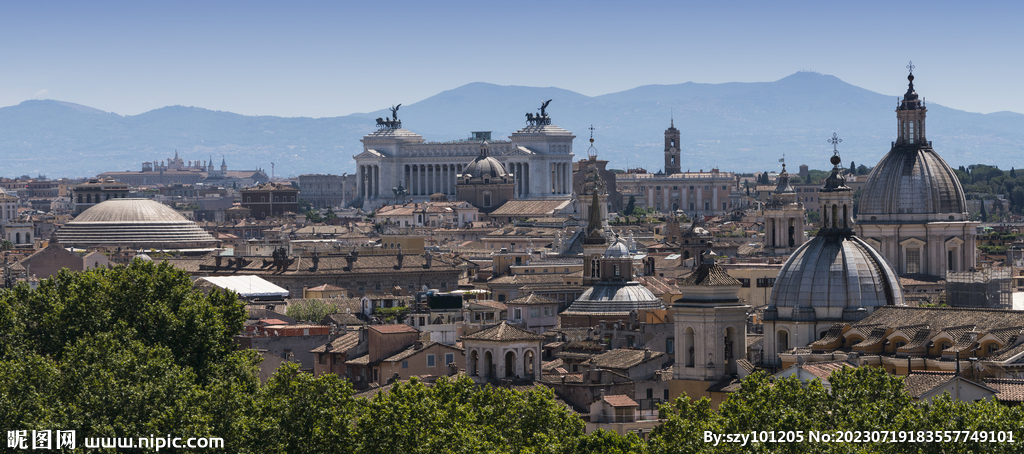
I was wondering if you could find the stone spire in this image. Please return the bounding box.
[588,186,602,235]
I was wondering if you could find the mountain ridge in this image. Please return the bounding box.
[1,72,1022,178]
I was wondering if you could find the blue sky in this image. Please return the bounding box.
[2,0,1021,117]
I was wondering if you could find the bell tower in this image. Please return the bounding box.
[664,118,681,175]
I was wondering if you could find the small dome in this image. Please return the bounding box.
[767,234,903,317]
[604,237,630,258]
[858,147,966,220]
[57,199,219,249]
[562,282,664,316]
[462,143,509,179]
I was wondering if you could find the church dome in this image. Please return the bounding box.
[604,237,630,258]
[462,142,509,179]
[858,72,967,221]
[767,234,903,316]
[766,148,904,322]
[858,147,966,219]
[562,282,664,316]
[56,198,219,249]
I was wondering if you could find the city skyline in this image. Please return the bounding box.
[2,1,1022,118]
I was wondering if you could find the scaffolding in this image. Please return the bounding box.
[945,267,1011,309]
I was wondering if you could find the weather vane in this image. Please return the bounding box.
[587,124,597,158]
[907,61,915,75]
[828,132,842,154]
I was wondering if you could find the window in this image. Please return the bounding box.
[614,265,620,276]
[664,389,670,401]
[274,196,279,202]
[529,308,540,317]
[906,249,921,274]
[704,202,710,210]
[427,354,436,367]
[497,294,506,302]
[261,196,265,202]
[402,360,409,369]
[739,278,751,288]
[666,339,674,354]
[722,185,727,190]
[673,186,678,190]
[647,388,654,399]
[319,353,327,364]
[445,353,455,365]
[703,185,709,190]
[513,308,522,320]
[723,202,727,210]
[543,307,552,316]
[483,192,492,207]
[689,186,694,190]
[756,278,776,288]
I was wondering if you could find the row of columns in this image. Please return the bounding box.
[644,185,723,213]
[358,165,379,200]
[511,162,530,198]
[404,164,463,197]
[550,162,571,195]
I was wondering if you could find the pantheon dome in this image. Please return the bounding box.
[55,198,219,249]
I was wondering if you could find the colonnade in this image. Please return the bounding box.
[550,162,571,195]
[510,162,530,198]
[358,164,379,200]
[404,164,463,196]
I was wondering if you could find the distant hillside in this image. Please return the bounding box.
[1,72,1023,178]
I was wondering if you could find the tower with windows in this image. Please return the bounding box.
[763,163,805,256]
[664,119,681,175]
[672,255,749,383]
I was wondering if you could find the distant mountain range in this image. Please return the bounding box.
[2,71,1023,178]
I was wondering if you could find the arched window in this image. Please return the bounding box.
[843,205,849,228]
[684,327,695,367]
[777,330,790,353]
[831,205,838,229]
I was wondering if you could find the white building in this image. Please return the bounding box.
[352,105,575,211]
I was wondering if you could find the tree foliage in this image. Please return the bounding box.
[3,265,1024,453]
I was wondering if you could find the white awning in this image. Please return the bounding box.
[200,275,290,299]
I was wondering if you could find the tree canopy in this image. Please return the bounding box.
[2,264,1022,453]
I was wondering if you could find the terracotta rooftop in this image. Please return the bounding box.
[370,324,419,334]
[310,330,361,353]
[593,349,665,370]
[506,294,560,306]
[983,378,1024,403]
[602,395,639,407]
[678,261,742,287]
[462,321,545,342]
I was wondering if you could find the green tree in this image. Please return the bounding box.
[625,196,636,216]
[287,298,338,323]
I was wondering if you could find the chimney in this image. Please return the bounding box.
[644,348,652,360]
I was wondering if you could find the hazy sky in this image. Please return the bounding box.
[2,1,1021,118]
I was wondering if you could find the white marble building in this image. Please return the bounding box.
[353,118,575,211]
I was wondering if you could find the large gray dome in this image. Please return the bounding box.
[766,234,903,319]
[858,145,967,221]
[56,199,219,249]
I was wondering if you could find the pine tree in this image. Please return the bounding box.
[850,161,856,172]
[1011,167,1016,178]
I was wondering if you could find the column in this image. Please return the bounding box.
[524,163,529,197]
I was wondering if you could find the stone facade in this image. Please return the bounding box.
[298,174,347,209]
[352,115,575,211]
